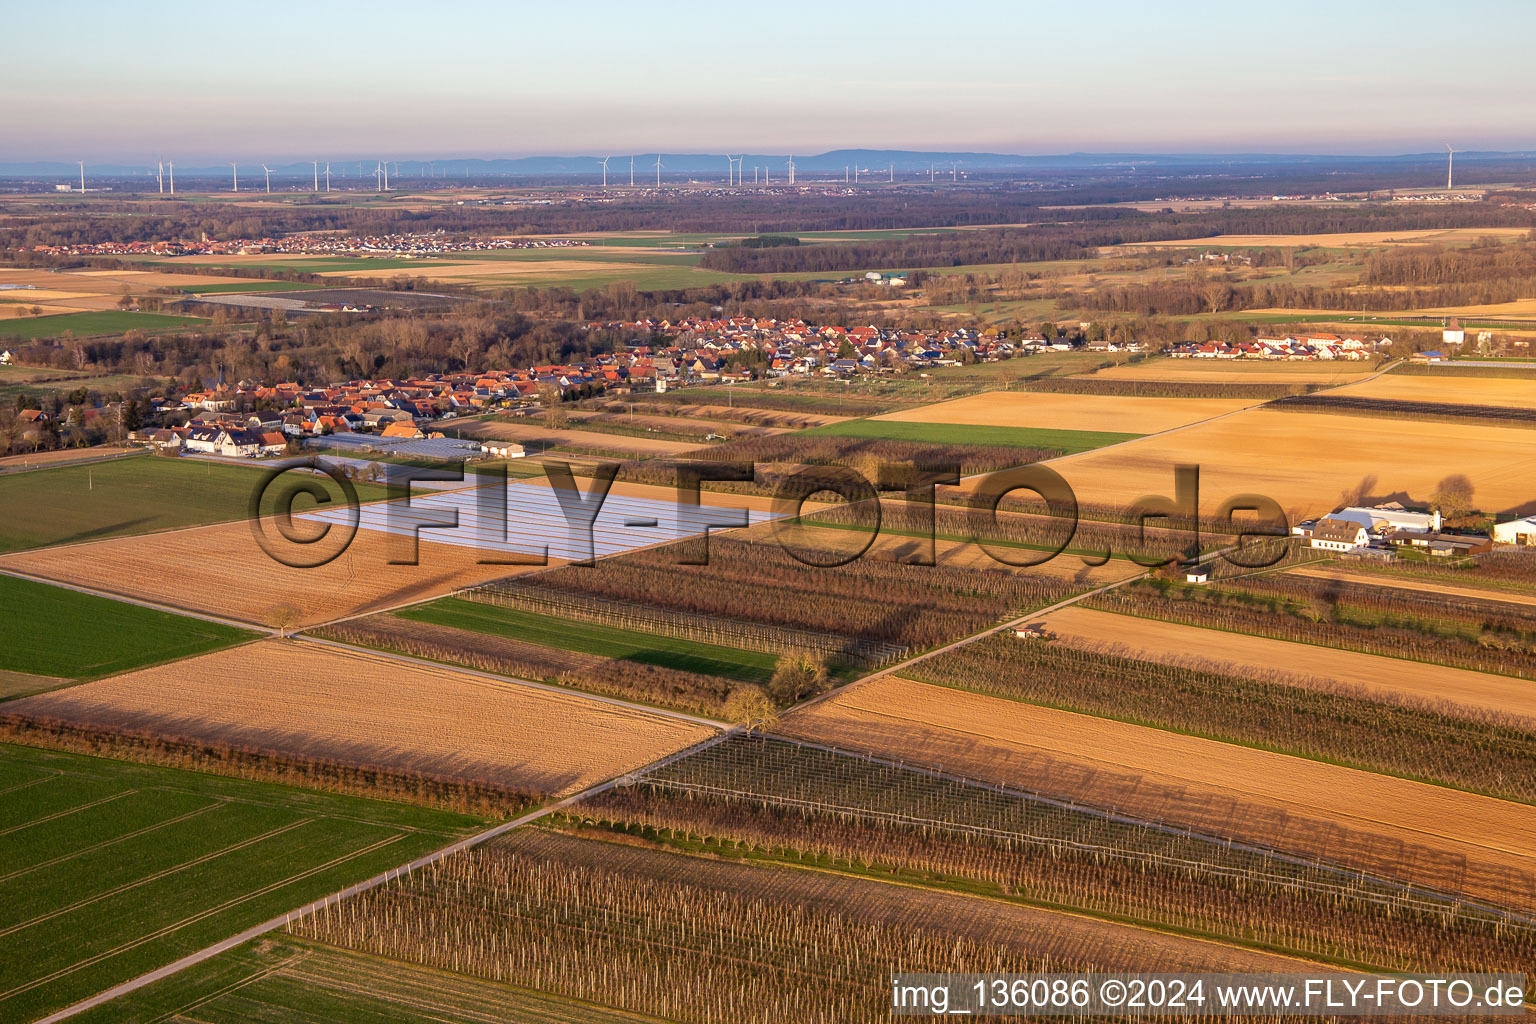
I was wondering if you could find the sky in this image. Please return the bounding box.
[6,0,1534,162]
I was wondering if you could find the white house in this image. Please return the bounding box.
[481,441,526,459]
[183,426,261,457]
[1332,504,1440,535]
[0,350,12,365]
[1310,517,1370,552]
[1492,515,1536,546]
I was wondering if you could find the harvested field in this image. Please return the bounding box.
[596,400,850,430]
[0,516,548,628]
[454,418,705,455]
[1117,227,1530,249]
[1333,373,1536,409]
[0,446,134,471]
[1289,563,1536,608]
[568,409,780,438]
[1089,360,1374,384]
[872,391,1259,433]
[1040,605,1536,722]
[0,267,243,314]
[1043,406,1536,517]
[7,640,714,796]
[775,676,1536,910]
[316,613,744,719]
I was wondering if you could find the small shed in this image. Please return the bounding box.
[1185,565,1211,585]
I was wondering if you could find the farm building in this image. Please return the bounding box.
[1297,504,1440,538]
[1185,565,1211,584]
[482,441,526,458]
[1309,518,1370,552]
[1492,515,1536,546]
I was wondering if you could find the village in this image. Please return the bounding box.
[23,232,591,259]
[1166,332,1388,360]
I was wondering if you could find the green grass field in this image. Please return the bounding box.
[0,455,387,553]
[67,935,656,1024]
[798,418,1142,454]
[0,311,206,340]
[0,573,252,686]
[397,598,778,683]
[0,743,482,1023]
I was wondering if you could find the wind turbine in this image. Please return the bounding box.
[324,162,331,192]
[375,162,384,191]
[786,155,795,185]
[951,162,958,182]
[313,161,319,192]
[889,164,894,182]
[599,156,610,188]
[168,162,175,195]
[156,160,164,194]
[78,161,85,193]
[261,164,272,194]
[629,156,635,187]
[653,154,663,188]
[1446,144,1456,189]
[231,162,239,192]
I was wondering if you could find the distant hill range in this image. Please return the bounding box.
[3,149,1534,180]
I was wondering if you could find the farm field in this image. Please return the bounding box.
[65,935,667,1024]
[0,741,480,1024]
[0,310,206,338]
[0,573,251,692]
[398,597,778,684]
[1089,359,1376,384]
[1332,372,1536,408]
[0,454,384,554]
[602,400,849,430]
[774,676,1536,910]
[288,827,1309,1024]
[1037,604,1536,722]
[454,417,706,455]
[797,417,1143,454]
[871,390,1260,434]
[1043,405,1536,517]
[1287,562,1536,608]
[0,445,135,472]
[1114,227,1531,249]
[595,734,1535,972]
[0,513,549,628]
[153,249,755,293]
[7,639,716,795]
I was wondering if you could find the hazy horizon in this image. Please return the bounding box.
[8,0,1534,163]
